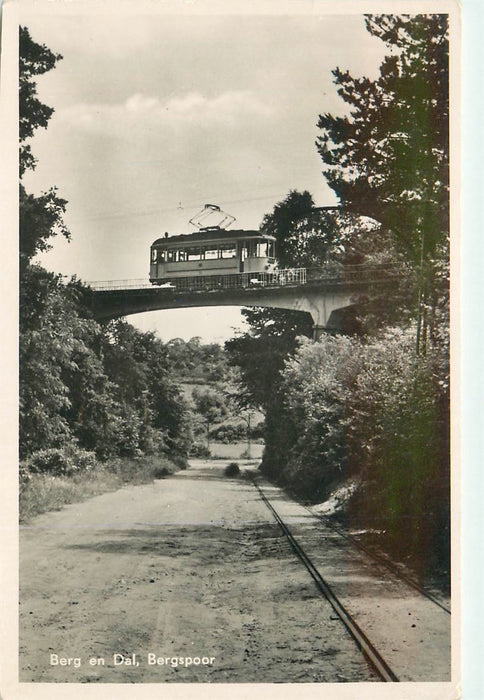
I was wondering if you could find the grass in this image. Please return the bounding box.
[19,454,184,523]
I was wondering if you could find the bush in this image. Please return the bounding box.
[224,462,240,477]
[169,452,189,470]
[209,423,246,443]
[25,446,97,477]
[209,421,265,444]
[189,442,211,458]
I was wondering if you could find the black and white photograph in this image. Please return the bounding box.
[0,0,463,696]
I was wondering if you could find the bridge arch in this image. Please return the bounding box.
[85,271,390,338]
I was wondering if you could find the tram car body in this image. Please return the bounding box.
[150,228,277,285]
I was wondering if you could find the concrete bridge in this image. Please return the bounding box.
[85,265,404,338]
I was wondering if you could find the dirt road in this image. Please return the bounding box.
[19,458,451,685]
[20,459,378,683]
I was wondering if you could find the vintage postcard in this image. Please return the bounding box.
[1,0,462,698]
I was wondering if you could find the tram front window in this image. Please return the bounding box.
[256,241,269,257]
[247,241,257,257]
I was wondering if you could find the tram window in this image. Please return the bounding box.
[257,241,269,257]
[219,244,236,259]
[186,246,201,261]
[268,241,275,258]
[151,249,157,263]
[158,250,166,262]
[246,241,256,257]
[167,249,176,263]
[177,249,187,262]
[202,245,218,260]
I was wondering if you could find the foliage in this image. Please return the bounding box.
[189,442,211,458]
[192,386,228,423]
[101,319,191,457]
[19,25,62,174]
[209,420,264,444]
[316,14,450,353]
[224,462,240,477]
[20,267,82,456]
[267,327,449,571]
[260,190,330,268]
[228,16,450,578]
[20,266,115,458]
[25,446,97,477]
[316,14,449,267]
[225,307,313,411]
[19,26,70,269]
[19,185,70,268]
[20,267,192,463]
[191,386,230,449]
[260,189,390,269]
[165,337,232,382]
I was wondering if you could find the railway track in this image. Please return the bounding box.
[251,474,451,682]
[304,506,451,615]
[250,475,400,682]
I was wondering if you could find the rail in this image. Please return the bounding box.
[251,476,399,682]
[88,263,407,292]
[305,507,451,615]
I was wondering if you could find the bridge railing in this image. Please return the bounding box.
[88,263,407,292]
[167,268,308,292]
[306,262,408,283]
[88,279,154,291]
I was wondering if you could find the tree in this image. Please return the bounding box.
[225,308,313,411]
[19,26,62,173]
[101,320,190,456]
[192,387,229,448]
[18,29,193,465]
[19,26,70,269]
[260,189,359,269]
[316,14,449,267]
[19,185,69,269]
[277,326,449,575]
[19,266,112,458]
[165,336,231,382]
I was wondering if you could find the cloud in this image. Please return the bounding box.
[56,90,273,135]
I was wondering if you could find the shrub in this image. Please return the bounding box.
[25,446,97,477]
[209,421,265,444]
[169,453,189,470]
[224,462,240,477]
[209,423,246,443]
[190,442,211,458]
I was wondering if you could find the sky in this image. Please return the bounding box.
[20,6,388,342]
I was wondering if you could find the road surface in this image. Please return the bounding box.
[19,458,450,684]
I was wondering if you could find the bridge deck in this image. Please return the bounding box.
[85,264,406,333]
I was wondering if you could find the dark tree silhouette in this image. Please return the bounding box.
[19,26,69,270]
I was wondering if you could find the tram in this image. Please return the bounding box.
[149,227,277,286]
